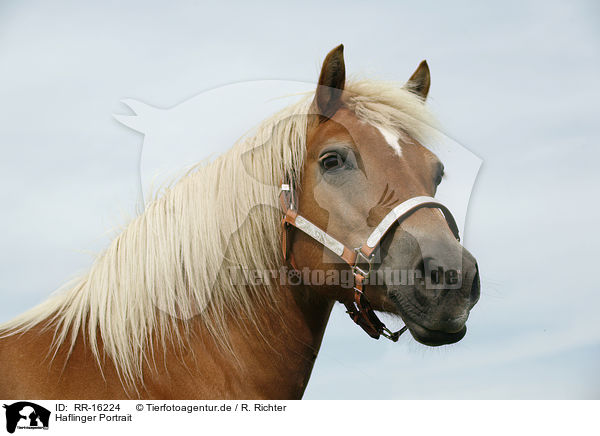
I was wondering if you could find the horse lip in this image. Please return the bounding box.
[406,321,467,346]
[389,289,469,344]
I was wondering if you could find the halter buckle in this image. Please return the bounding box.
[280,183,295,211]
[352,249,373,279]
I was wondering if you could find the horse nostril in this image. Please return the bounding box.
[413,258,426,278]
[410,258,429,306]
[412,257,432,289]
[415,256,443,286]
[470,265,480,303]
[411,257,438,305]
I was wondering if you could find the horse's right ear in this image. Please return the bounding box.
[312,44,346,119]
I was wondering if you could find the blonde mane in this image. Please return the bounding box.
[0,79,437,386]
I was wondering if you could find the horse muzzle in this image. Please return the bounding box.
[378,224,480,346]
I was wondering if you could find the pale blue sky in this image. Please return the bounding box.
[0,0,598,398]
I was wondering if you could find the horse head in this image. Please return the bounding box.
[291,45,480,345]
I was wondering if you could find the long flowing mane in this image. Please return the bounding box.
[0,79,437,386]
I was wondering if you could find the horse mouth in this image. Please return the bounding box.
[389,291,469,346]
[402,318,467,346]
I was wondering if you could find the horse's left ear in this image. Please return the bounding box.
[313,44,346,118]
[405,60,431,100]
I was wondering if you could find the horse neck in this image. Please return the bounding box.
[158,283,334,399]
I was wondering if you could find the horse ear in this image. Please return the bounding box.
[405,60,431,100]
[313,44,346,118]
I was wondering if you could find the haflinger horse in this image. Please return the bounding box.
[0,45,479,399]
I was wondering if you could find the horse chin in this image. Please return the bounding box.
[402,318,467,346]
[388,290,469,346]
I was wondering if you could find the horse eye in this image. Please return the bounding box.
[320,153,343,171]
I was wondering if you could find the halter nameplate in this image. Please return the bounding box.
[294,216,345,257]
[365,195,460,249]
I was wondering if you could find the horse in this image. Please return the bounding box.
[0,45,480,399]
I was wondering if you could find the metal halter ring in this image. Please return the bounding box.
[381,325,408,342]
[352,249,373,279]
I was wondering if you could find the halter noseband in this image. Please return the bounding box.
[279,183,460,342]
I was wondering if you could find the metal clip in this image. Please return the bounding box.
[381,325,408,342]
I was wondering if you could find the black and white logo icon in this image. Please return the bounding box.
[2,402,50,434]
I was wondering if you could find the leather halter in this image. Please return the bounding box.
[279,183,460,341]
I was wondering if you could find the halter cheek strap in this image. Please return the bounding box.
[280,183,460,342]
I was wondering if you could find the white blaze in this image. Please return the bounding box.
[375,125,402,157]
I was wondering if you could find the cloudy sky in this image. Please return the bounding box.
[0,1,598,399]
